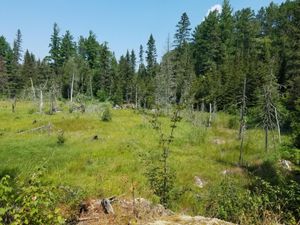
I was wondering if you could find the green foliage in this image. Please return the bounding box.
[227,116,239,129]
[205,174,300,225]
[57,129,65,145]
[96,89,109,102]
[145,162,176,207]
[279,143,300,165]
[101,105,112,122]
[145,106,182,207]
[0,170,64,225]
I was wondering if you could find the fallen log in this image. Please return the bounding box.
[18,123,53,134]
[78,216,100,221]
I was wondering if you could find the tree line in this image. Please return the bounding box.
[0,0,299,147]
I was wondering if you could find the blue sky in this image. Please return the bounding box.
[0,0,285,61]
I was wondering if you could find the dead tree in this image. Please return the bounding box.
[70,72,75,103]
[39,89,43,113]
[30,77,36,102]
[11,96,16,113]
[38,80,48,114]
[261,85,279,152]
[274,107,281,143]
[49,82,58,114]
[208,103,212,127]
[239,78,247,165]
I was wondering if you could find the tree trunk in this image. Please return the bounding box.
[239,78,247,140]
[90,75,93,100]
[201,100,205,112]
[30,78,36,102]
[70,73,74,103]
[12,97,16,113]
[274,107,281,143]
[265,126,269,152]
[39,90,43,114]
[135,85,138,109]
[208,103,212,127]
[239,128,245,166]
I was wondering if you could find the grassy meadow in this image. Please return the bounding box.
[0,100,288,215]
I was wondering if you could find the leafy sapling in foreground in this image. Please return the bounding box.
[146,105,182,207]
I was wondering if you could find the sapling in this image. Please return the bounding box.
[145,105,182,207]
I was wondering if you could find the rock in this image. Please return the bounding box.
[113,104,121,110]
[147,215,236,225]
[280,159,292,171]
[101,198,114,214]
[194,176,205,188]
[212,138,226,145]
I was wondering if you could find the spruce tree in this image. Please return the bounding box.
[61,30,76,65]
[174,12,191,48]
[49,23,62,74]
[13,29,22,64]
[146,34,157,77]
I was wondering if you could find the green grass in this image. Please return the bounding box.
[0,101,281,214]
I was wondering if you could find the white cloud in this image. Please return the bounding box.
[206,4,222,16]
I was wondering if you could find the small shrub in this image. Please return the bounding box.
[101,106,112,122]
[57,130,65,144]
[27,108,35,114]
[228,116,239,129]
[0,169,64,224]
[204,175,300,225]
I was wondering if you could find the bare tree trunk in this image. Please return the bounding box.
[135,85,138,109]
[12,97,16,113]
[239,128,245,166]
[90,75,93,100]
[201,100,205,112]
[208,103,212,127]
[238,78,247,165]
[274,107,281,143]
[213,100,217,120]
[39,90,43,114]
[30,78,36,102]
[239,78,247,140]
[70,73,74,103]
[265,126,269,152]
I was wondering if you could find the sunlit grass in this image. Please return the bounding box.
[0,100,279,214]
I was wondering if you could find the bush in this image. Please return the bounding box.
[204,176,300,225]
[101,106,112,122]
[0,169,64,224]
[227,116,239,129]
[57,130,65,144]
[27,108,35,114]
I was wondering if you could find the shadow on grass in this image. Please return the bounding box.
[246,160,287,185]
[0,167,20,179]
[214,158,239,167]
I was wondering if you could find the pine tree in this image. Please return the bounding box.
[49,23,62,74]
[22,50,37,87]
[61,30,76,65]
[193,11,221,75]
[146,34,157,77]
[174,13,195,104]
[0,36,11,95]
[130,50,136,72]
[155,36,176,107]
[174,12,191,48]
[13,29,22,65]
